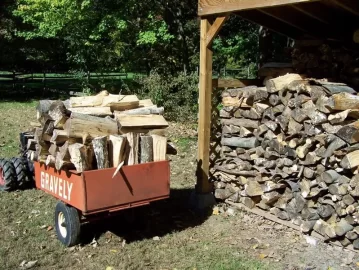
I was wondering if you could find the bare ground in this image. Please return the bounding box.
[0,101,358,270]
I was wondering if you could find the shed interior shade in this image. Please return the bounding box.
[198,0,359,44]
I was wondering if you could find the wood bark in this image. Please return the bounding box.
[64,112,119,139]
[221,118,259,129]
[55,151,74,171]
[221,137,259,148]
[48,101,70,128]
[68,143,93,173]
[126,132,139,165]
[140,135,154,163]
[69,107,112,117]
[266,73,303,93]
[116,106,164,116]
[102,95,139,111]
[92,136,109,169]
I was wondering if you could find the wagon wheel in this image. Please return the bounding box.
[54,201,81,247]
[0,159,17,192]
[10,157,28,189]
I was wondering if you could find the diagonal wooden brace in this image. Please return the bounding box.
[206,15,229,48]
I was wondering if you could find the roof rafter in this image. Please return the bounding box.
[198,0,320,16]
[258,5,347,41]
[237,9,303,39]
[330,0,359,17]
[291,2,332,24]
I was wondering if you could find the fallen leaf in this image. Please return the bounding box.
[39,225,47,229]
[46,226,53,231]
[259,254,268,259]
[106,267,114,270]
[212,207,219,215]
[110,250,118,253]
[122,239,126,248]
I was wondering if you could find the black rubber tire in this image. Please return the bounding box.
[54,201,81,247]
[10,158,28,189]
[0,159,17,192]
[24,158,35,188]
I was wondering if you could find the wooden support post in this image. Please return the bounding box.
[197,16,227,194]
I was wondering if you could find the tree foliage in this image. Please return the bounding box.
[0,0,284,78]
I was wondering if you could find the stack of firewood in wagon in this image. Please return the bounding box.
[26,91,168,174]
[215,73,359,249]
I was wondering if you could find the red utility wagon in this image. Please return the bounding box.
[34,160,170,246]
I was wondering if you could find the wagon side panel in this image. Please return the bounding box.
[34,162,87,212]
[82,161,170,213]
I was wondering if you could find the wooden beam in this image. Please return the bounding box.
[198,0,319,16]
[331,0,359,17]
[291,2,332,24]
[206,15,229,47]
[197,18,214,194]
[213,78,262,88]
[258,6,346,41]
[238,10,303,39]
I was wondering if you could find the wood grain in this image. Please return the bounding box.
[198,0,317,16]
[197,18,213,193]
[206,15,229,47]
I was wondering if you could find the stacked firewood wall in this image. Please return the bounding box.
[27,91,168,173]
[291,41,359,87]
[215,73,359,248]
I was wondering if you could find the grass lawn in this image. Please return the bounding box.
[0,100,272,270]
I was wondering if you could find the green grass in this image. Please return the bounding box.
[0,100,272,270]
[0,101,37,158]
[174,137,197,152]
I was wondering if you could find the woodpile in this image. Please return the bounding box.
[291,41,359,87]
[215,73,359,248]
[28,91,168,172]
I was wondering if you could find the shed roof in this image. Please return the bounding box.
[198,0,359,44]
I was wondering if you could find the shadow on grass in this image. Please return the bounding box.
[80,188,211,245]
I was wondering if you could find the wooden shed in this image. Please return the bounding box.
[195,0,359,206]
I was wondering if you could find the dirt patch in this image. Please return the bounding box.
[0,102,357,269]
